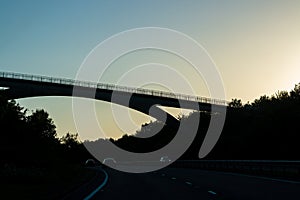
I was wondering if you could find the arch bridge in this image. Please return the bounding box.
[0,71,228,124]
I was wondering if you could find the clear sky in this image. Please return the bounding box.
[1,0,300,140]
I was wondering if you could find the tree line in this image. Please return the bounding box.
[90,82,300,160]
[0,96,88,167]
[1,82,300,167]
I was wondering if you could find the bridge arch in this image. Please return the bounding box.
[0,75,181,125]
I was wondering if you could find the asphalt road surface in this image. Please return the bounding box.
[88,167,300,200]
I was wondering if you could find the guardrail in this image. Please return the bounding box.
[0,71,229,106]
[172,160,300,180]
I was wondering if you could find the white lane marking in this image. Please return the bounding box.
[171,177,176,180]
[84,168,109,200]
[161,174,165,176]
[208,190,217,195]
[185,181,192,185]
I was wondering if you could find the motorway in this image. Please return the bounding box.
[87,167,300,200]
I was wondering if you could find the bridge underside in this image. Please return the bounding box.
[0,78,206,125]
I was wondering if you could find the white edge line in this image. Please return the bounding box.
[84,168,109,200]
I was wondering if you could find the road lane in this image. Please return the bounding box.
[156,168,300,200]
[92,168,212,200]
[91,167,300,200]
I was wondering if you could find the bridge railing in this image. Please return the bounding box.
[0,71,229,106]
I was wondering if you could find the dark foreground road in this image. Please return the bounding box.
[88,167,300,200]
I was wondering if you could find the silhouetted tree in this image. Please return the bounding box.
[228,98,243,108]
[0,97,27,165]
[60,132,89,163]
[60,133,80,149]
[27,109,57,142]
[275,90,289,100]
[290,83,300,100]
[252,95,270,108]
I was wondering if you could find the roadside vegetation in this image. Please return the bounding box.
[88,82,300,160]
[0,96,93,199]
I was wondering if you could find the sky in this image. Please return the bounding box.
[1,0,300,140]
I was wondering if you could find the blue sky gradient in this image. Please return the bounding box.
[1,1,300,139]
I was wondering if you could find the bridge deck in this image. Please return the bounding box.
[0,71,228,106]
